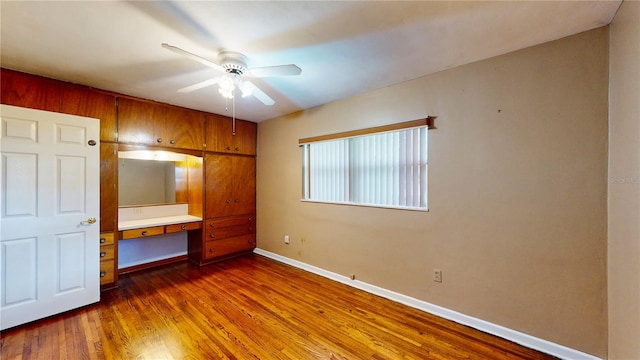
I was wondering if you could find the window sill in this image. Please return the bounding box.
[300,199,428,212]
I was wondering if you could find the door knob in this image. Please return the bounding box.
[80,217,96,225]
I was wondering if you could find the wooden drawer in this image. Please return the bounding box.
[99,232,115,246]
[165,221,201,234]
[205,215,255,229]
[203,234,256,260]
[205,223,254,241]
[100,259,115,284]
[99,244,115,261]
[122,226,165,239]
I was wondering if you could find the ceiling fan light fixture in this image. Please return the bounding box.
[218,75,236,99]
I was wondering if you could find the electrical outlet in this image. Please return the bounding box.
[284,235,290,244]
[433,269,442,283]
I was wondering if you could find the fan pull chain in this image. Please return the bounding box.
[224,96,237,136]
[232,91,236,136]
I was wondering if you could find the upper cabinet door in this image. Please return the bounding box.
[163,106,204,150]
[0,69,60,112]
[117,97,163,146]
[205,114,257,155]
[118,98,204,150]
[60,84,117,142]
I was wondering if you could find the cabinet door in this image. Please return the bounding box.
[231,156,256,215]
[205,154,256,218]
[163,106,204,150]
[117,97,163,146]
[0,68,60,112]
[205,115,257,155]
[205,114,233,153]
[100,143,118,232]
[234,120,257,155]
[60,84,117,142]
[205,153,234,218]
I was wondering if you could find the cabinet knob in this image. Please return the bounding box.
[100,238,106,243]
[226,199,231,204]
[181,225,187,230]
[141,231,148,236]
[248,217,253,222]
[235,198,239,203]
[209,223,214,228]
[170,139,176,145]
[209,248,215,253]
[157,138,163,143]
[235,147,240,151]
[226,146,231,151]
[100,272,106,277]
[100,252,106,257]
[209,233,215,238]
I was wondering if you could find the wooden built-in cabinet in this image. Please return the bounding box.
[99,232,116,286]
[201,215,256,261]
[2,68,120,289]
[205,153,256,218]
[188,215,255,264]
[189,153,256,265]
[1,69,117,142]
[100,143,118,233]
[1,69,62,113]
[118,97,205,150]
[120,221,201,240]
[205,114,257,155]
[2,68,258,284]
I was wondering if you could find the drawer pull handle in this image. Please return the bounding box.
[226,146,231,151]
[235,147,240,151]
[100,272,106,277]
[181,225,187,230]
[226,199,231,204]
[100,252,106,257]
[170,139,176,145]
[141,231,148,236]
[209,233,215,238]
[100,238,106,243]
[157,138,163,143]
[209,223,214,228]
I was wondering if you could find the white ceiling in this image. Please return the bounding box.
[0,1,621,122]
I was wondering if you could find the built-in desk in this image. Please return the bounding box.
[118,204,202,273]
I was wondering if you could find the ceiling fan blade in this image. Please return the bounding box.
[161,43,224,72]
[239,81,275,106]
[248,64,302,77]
[177,77,222,93]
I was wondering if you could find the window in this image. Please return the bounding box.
[300,118,433,211]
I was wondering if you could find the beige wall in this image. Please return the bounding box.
[257,28,609,357]
[608,1,640,359]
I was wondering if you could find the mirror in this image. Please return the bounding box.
[118,150,197,207]
[118,158,177,206]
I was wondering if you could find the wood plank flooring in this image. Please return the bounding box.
[0,254,557,360]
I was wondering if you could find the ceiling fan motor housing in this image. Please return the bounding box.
[218,51,248,76]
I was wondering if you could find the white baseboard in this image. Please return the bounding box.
[253,248,601,360]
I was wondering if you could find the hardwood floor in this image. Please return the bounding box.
[1,254,557,360]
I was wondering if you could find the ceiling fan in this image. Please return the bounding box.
[162,43,301,106]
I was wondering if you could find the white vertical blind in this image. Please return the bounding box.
[303,126,428,210]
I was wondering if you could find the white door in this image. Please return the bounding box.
[0,104,100,330]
